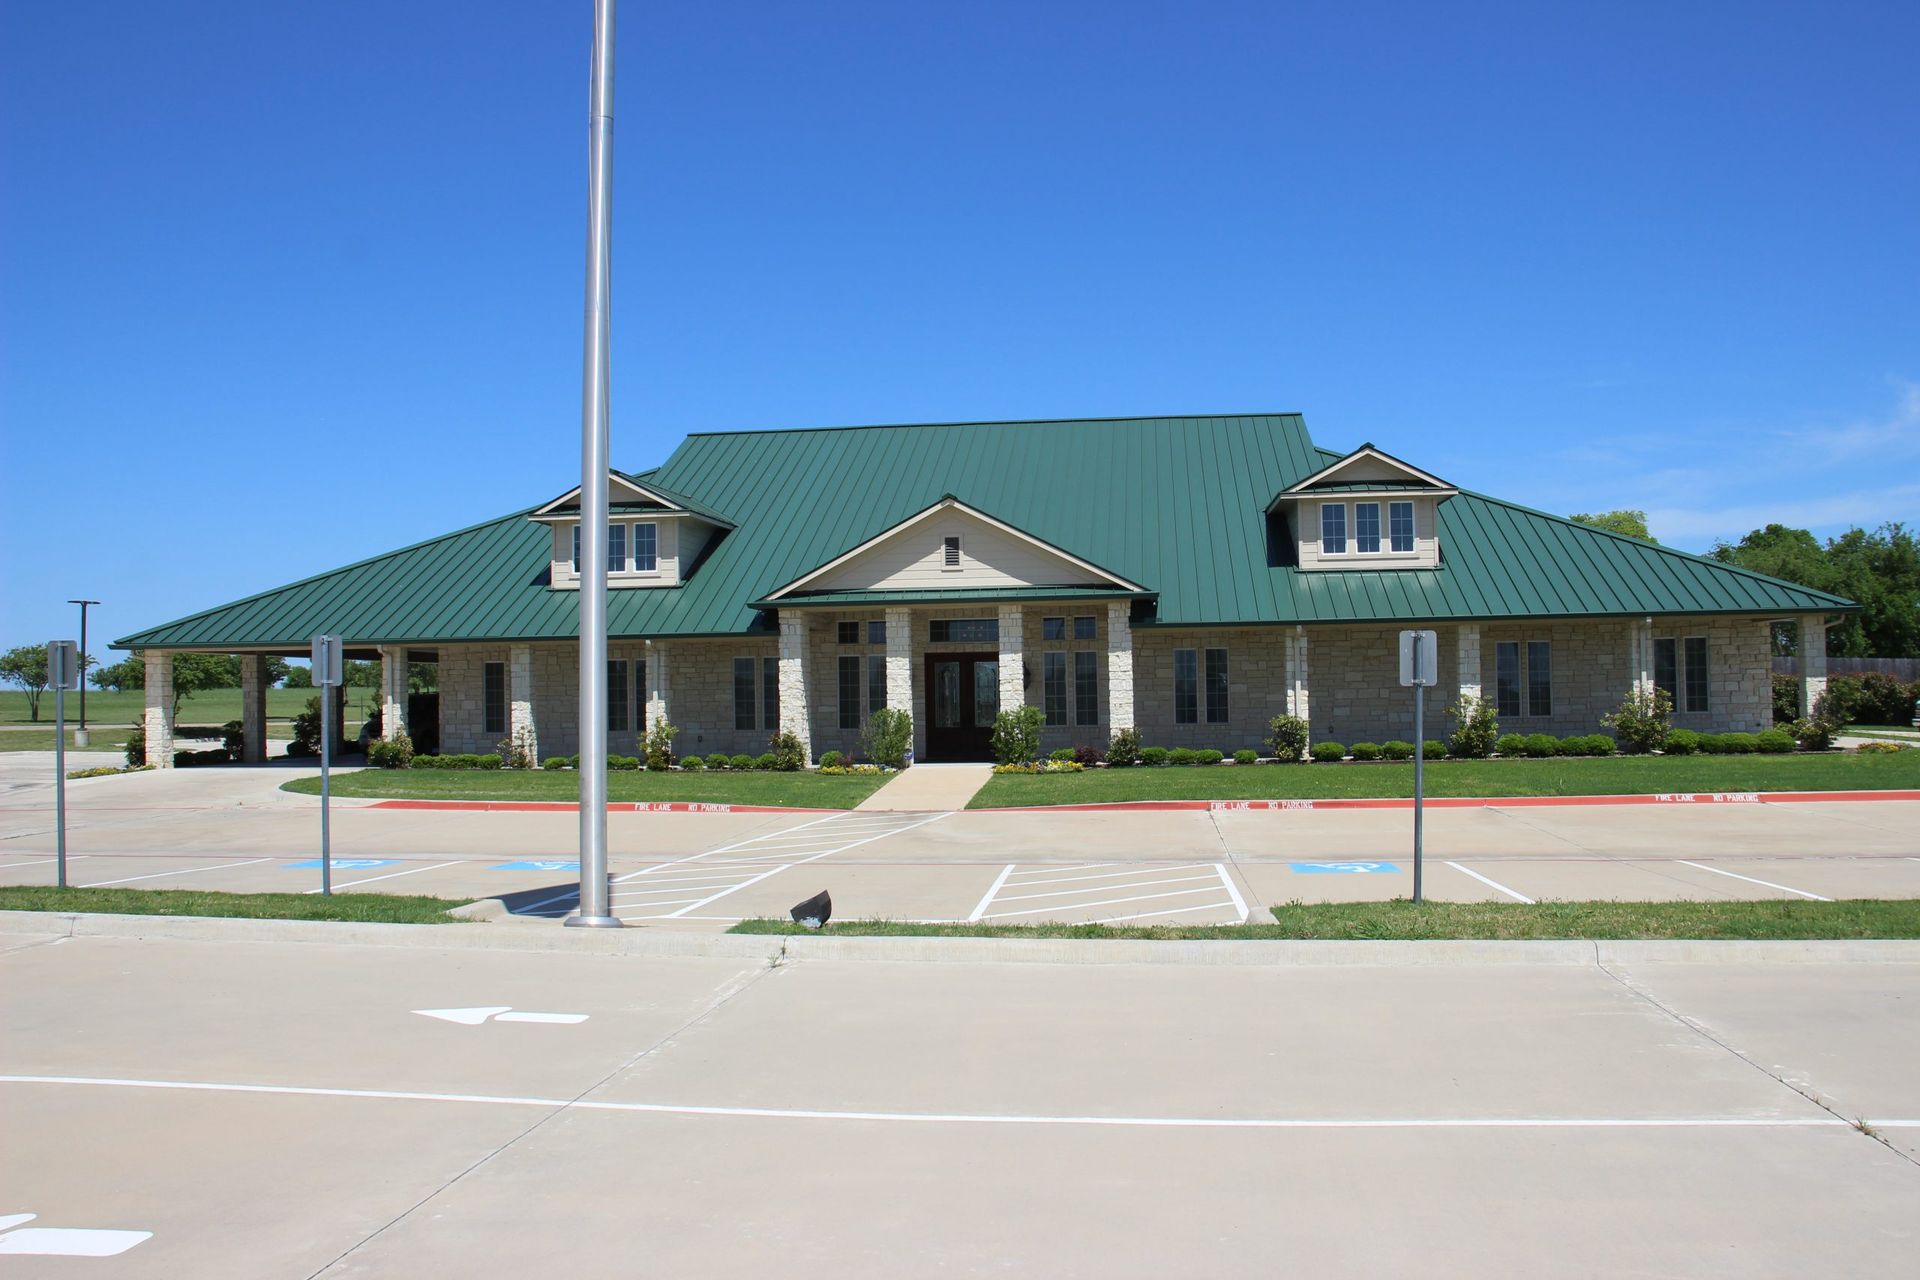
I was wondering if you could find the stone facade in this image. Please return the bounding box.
[143,650,175,767]
[239,653,269,764]
[1798,613,1828,717]
[379,646,408,743]
[1133,626,1291,753]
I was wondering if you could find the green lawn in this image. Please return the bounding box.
[0,727,136,753]
[0,686,377,727]
[0,885,471,923]
[281,767,893,808]
[970,751,1920,807]
[733,898,1920,940]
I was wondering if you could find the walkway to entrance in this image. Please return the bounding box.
[855,763,993,812]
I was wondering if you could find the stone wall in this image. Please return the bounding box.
[1132,627,1290,753]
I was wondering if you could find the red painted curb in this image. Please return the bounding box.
[366,800,843,815]
[986,789,1920,814]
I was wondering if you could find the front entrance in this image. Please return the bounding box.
[924,652,999,761]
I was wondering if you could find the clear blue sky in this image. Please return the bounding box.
[4,0,1916,652]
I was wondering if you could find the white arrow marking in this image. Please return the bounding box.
[413,1006,587,1026]
[0,1215,34,1232]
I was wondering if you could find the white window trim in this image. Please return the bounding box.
[570,520,665,579]
[1320,502,1348,556]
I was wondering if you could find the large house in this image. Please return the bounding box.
[117,413,1851,766]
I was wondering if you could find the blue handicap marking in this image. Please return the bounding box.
[1289,861,1401,874]
[494,860,581,872]
[286,858,394,870]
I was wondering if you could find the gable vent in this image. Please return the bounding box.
[943,535,961,567]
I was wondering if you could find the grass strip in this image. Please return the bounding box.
[969,751,1920,807]
[281,769,892,808]
[730,898,1920,940]
[0,885,472,924]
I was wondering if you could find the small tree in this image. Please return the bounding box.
[90,654,145,692]
[1106,726,1142,767]
[1265,714,1309,762]
[1444,694,1500,758]
[172,653,241,720]
[990,705,1044,765]
[1601,687,1672,755]
[767,728,806,771]
[0,644,51,722]
[643,718,679,771]
[860,708,913,769]
[1792,690,1846,752]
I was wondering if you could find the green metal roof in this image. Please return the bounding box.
[115,413,1854,650]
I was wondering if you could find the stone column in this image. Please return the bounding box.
[1799,614,1828,716]
[645,640,670,728]
[1105,601,1134,733]
[379,646,409,742]
[1455,624,1481,705]
[884,608,913,712]
[1284,626,1310,741]
[143,650,175,768]
[1628,617,1654,698]
[777,611,813,761]
[508,643,537,761]
[997,605,1026,713]
[239,654,269,763]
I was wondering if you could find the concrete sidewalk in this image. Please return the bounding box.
[855,763,991,811]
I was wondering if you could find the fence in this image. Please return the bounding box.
[1772,656,1920,681]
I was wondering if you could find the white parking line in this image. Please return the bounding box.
[1445,861,1535,904]
[1004,863,1115,879]
[80,858,272,888]
[1675,860,1832,902]
[984,885,1225,920]
[999,866,1177,888]
[307,860,466,893]
[657,812,954,918]
[992,872,1219,904]
[1087,901,1240,925]
[1215,864,1251,922]
[967,865,1015,922]
[0,856,87,870]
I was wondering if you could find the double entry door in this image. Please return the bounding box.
[924,652,999,761]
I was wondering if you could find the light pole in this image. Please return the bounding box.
[67,599,99,747]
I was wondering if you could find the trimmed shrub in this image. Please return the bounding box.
[754,752,778,771]
[729,754,755,771]
[608,754,641,771]
[1561,734,1614,757]
[124,724,146,768]
[222,719,246,758]
[1521,734,1559,758]
[1445,694,1500,759]
[1310,741,1346,762]
[1139,746,1170,767]
[1495,733,1528,758]
[991,705,1045,766]
[1349,742,1382,761]
[862,707,914,770]
[1073,744,1105,767]
[1106,727,1142,767]
[1380,740,1414,761]
[475,753,503,770]
[1755,728,1795,754]
[1195,749,1225,766]
[818,750,844,769]
[1713,732,1760,755]
[1602,687,1673,755]
[1662,729,1703,756]
[1266,715,1309,762]
[497,727,535,770]
[766,729,806,772]
[367,733,414,769]
[1421,739,1447,760]
[680,754,706,770]
[705,752,731,770]
[1167,747,1200,766]
[1050,748,1078,763]
[1232,748,1258,765]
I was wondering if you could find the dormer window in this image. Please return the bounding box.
[1320,504,1347,555]
[1389,501,1415,553]
[573,521,658,573]
[943,535,961,568]
[1355,503,1380,554]
[633,522,657,571]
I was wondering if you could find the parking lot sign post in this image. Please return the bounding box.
[48,641,79,888]
[311,635,344,895]
[1399,629,1438,903]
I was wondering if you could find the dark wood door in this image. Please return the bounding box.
[924,652,999,761]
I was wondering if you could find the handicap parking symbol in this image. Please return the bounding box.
[1289,861,1400,874]
[287,858,394,870]
[493,860,581,873]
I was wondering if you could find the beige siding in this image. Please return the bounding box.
[548,515,723,590]
[806,509,1111,593]
[1296,496,1442,570]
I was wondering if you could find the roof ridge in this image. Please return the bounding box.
[681,411,1307,439]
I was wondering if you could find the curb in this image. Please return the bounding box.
[985,789,1920,813]
[366,800,842,815]
[5,911,1918,967]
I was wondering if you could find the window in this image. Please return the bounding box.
[929,618,998,643]
[943,535,961,568]
[573,523,652,573]
[1074,651,1098,725]
[762,656,778,731]
[608,659,629,732]
[1355,503,1381,554]
[837,621,860,645]
[1389,502,1415,553]
[1320,503,1347,555]
[1683,637,1709,712]
[483,661,506,735]
[733,658,756,730]
[570,526,578,570]
[867,620,886,645]
[1043,652,1067,726]
[637,659,647,730]
[1042,617,1066,641]
[1527,641,1552,717]
[867,654,887,716]
[632,523,657,571]
[1653,638,1678,701]
[1495,642,1520,718]
[1073,616,1097,641]
[838,655,862,729]
[608,524,627,572]
[1174,649,1198,724]
[1205,648,1229,723]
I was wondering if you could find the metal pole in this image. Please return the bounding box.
[320,689,332,896]
[55,681,67,888]
[69,599,98,745]
[1412,632,1425,905]
[568,0,621,928]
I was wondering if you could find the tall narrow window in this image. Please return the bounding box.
[1653,638,1677,702]
[1073,616,1097,641]
[1042,653,1068,726]
[838,655,862,729]
[1174,649,1198,724]
[733,658,756,730]
[837,621,860,645]
[1527,641,1552,717]
[942,535,961,568]
[636,660,647,730]
[1389,501,1415,553]
[632,523,657,571]
[608,523,627,573]
[1683,637,1709,712]
[608,659,629,732]
[1354,503,1381,554]
[762,656,778,731]
[1320,504,1347,555]
[1495,642,1520,718]
[570,526,579,571]
[867,654,887,716]
[483,661,506,735]
[1042,617,1066,641]
[1074,651,1098,725]
[1205,648,1230,723]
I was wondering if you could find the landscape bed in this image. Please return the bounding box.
[968,751,1920,807]
[0,886,472,924]
[282,768,892,808]
[733,898,1920,941]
